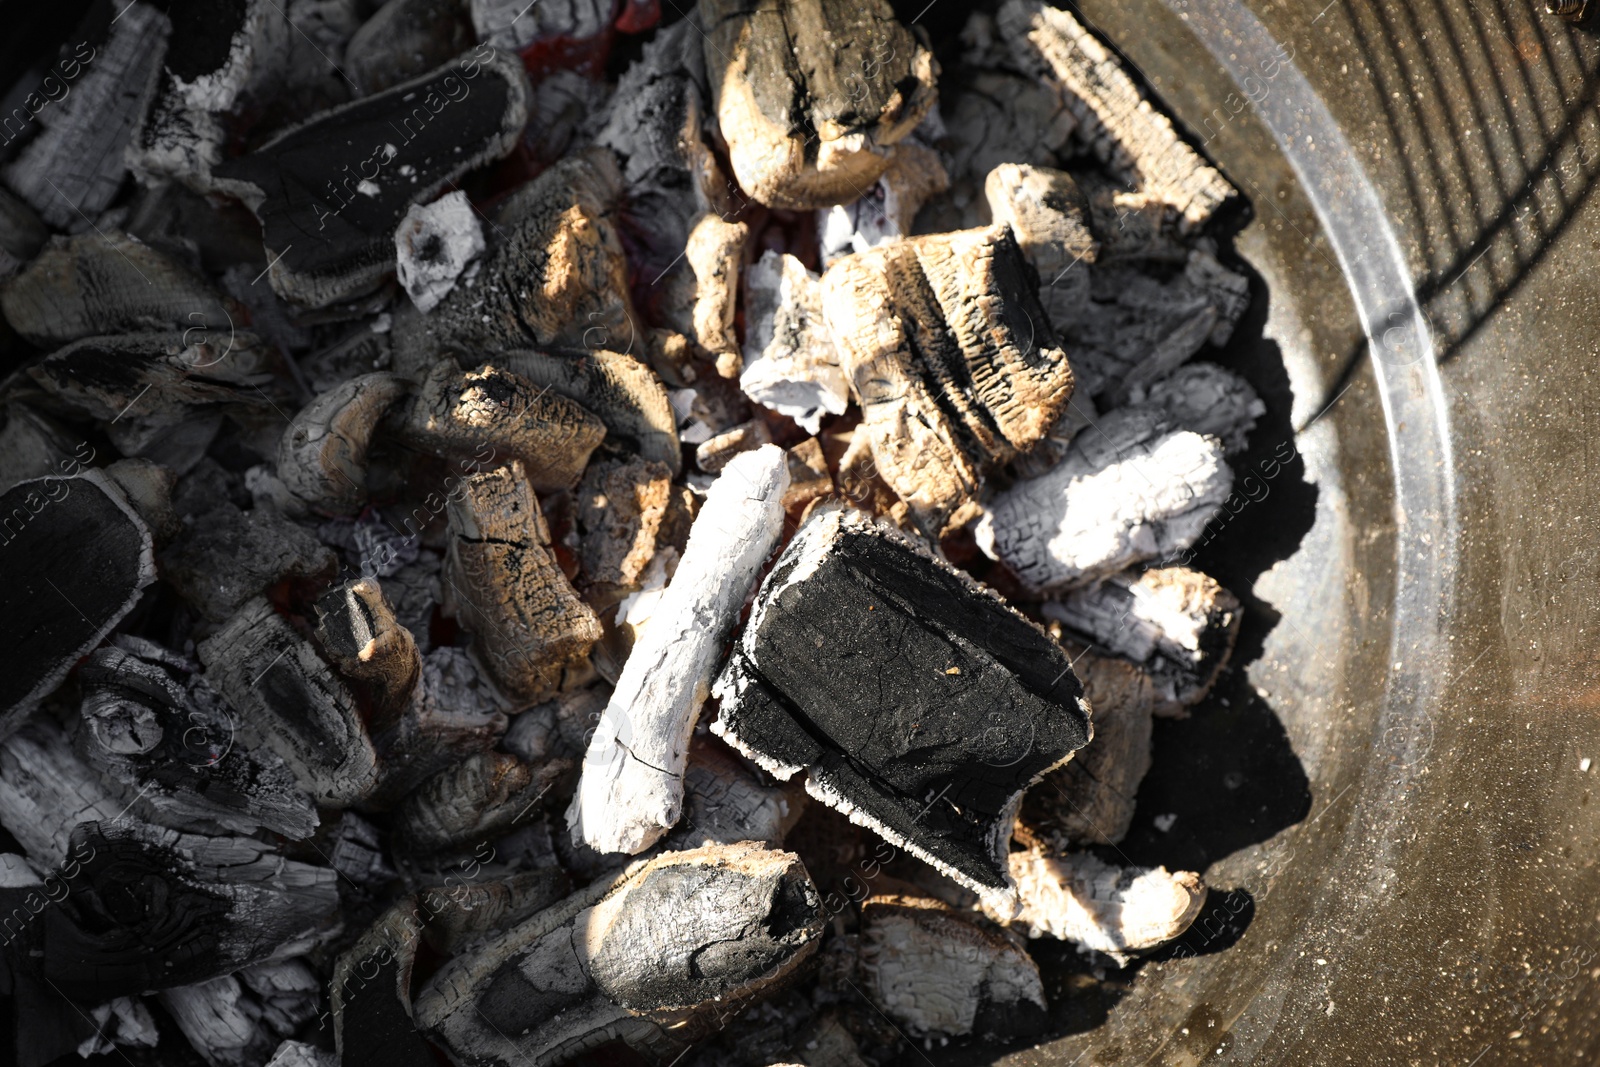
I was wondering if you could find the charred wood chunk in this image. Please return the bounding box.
[741,251,850,434]
[416,842,824,1067]
[393,751,568,857]
[702,0,939,209]
[104,458,180,543]
[1066,251,1252,405]
[1130,363,1263,457]
[417,868,572,955]
[0,3,169,229]
[782,437,833,513]
[570,446,789,855]
[331,903,436,1067]
[25,332,283,465]
[978,408,1231,592]
[0,471,155,727]
[995,0,1236,233]
[711,507,1091,911]
[198,596,381,806]
[1074,169,1190,264]
[160,961,321,1067]
[983,163,1097,326]
[858,895,1045,1040]
[347,0,476,94]
[39,821,337,1001]
[369,646,509,808]
[1017,643,1153,849]
[0,231,236,348]
[0,720,125,867]
[499,348,681,475]
[278,373,409,514]
[267,1041,337,1067]
[821,226,1075,536]
[314,577,422,725]
[1044,566,1242,714]
[682,213,748,375]
[670,736,798,850]
[990,848,1205,964]
[76,638,319,840]
[396,360,606,492]
[0,403,80,491]
[211,48,531,308]
[159,502,337,622]
[396,148,639,367]
[577,457,672,588]
[444,462,602,704]
[395,191,486,313]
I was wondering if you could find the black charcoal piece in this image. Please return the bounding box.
[211,48,530,308]
[0,472,155,731]
[711,508,1091,907]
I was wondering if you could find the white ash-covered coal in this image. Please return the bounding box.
[0,0,1277,1064]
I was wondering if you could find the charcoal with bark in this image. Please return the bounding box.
[821,225,1076,536]
[415,842,824,1067]
[702,0,939,210]
[0,471,155,731]
[576,456,672,589]
[712,507,1091,913]
[277,372,409,514]
[444,461,602,705]
[0,231,237,348]
[498,348,681,474]
[159,501,338,623]
[211,48,531,307]
[75,637,319,840]
[198,596,381,806]
[393,360,606,492]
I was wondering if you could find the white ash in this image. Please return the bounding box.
[978,407,1232,592]
[740,251,850,434]
[395,192,486,314]
[1128,362,1264,455]
[471,0,610,50]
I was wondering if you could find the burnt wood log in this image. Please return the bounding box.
[415,842,824,1067]
[75,637,319,840]
[995,0,1236,234]
[711,507,1091,913]
[1017,641,1153,849]
[444,461,602,705]
[702,0,939,210]
[394,360,606,492]
[989,847,1206,964]
[1043,566,1243,714]
[392,149,642,370]
[1,4,169,230]
[198,596,381,806]
[159,502,338,623]
[977,408,1232,592]
[498,348,681,475]
[0,720,125,867]
[313,577,422,724]
[1,231,238,348]
[0,471,155,730]
[821,225,1076,537]
[569,445,789,855]
[858,894,1045,1039]
[1129,361,1264,456]
[277,372,409,514]
[37,820,338,1000]
[740,251,850,434]
[211,48,531,307]
[984,162,1097,327]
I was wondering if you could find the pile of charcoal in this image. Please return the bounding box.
[0,0,1266,1064]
